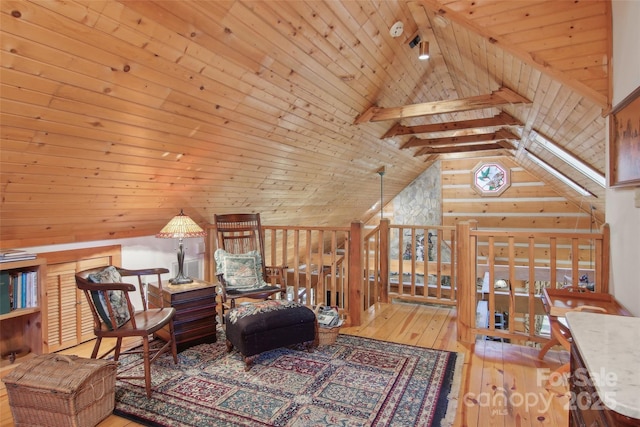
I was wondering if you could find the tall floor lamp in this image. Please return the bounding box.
[156,209,206,284]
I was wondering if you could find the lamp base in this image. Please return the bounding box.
[169,274,194,285]
[170,239,193,285]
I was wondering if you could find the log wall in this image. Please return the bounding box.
[442,156,597,232]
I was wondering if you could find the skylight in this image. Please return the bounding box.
[525,150,594,197]
[532,132,606,187]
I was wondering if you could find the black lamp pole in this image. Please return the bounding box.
[378,167,385,220]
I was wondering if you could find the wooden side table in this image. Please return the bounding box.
[147,279,217,350]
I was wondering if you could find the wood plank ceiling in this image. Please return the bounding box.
[0,0,610,247]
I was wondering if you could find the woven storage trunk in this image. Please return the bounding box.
[2,354,117,427]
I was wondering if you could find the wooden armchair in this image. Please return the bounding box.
[75,266,178,397]
[538,286,608,393]
[213,213,286,320]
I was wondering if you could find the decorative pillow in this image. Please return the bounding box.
[214,249,269,291]
[87,266,131,330]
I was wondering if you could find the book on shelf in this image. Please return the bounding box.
[0,271,10,315]
[0,270,38,313]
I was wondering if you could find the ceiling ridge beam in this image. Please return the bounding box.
[355,87,530,124]
[382,111,523,138]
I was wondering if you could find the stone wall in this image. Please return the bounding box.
[391,161,442,226]
[379,162,443,260]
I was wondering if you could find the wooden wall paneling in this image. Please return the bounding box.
[436,0,609,106]
[454,23,482,99]
[258,6,374,99]
[443,186,574,200]
[441,157,595,232]
[8,0,384,170]
[349,1,426,96]
[444,216,593,230]
[223,4,365,108]
[446,200,581,214]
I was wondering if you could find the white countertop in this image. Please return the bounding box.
[566,311,640,420]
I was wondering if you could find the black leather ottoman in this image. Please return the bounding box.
[224,300,317,370]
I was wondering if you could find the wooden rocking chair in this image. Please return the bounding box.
[213,213,286,321]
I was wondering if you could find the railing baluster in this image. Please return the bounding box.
[488,236,495,331]
[550,237,557,288]
[397,229,404,295]
[571,238,580,286]
[528,237,536,340]
[293,229,301,302]
[508,236,516,334]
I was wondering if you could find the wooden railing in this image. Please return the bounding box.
[261,224,355,321]
[205,220,455,326]
[205,222,363,325]
[456,220,610,345]
[206,218,611,344]
[363,219,457,307]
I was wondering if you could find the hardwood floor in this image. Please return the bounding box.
[0,302,570,427]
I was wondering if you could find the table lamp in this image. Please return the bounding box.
[156,209,206,284]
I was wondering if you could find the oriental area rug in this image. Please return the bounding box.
[113,332,462,427]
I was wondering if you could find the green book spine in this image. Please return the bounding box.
[0,271,10,314]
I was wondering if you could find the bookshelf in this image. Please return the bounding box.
[0,258,45,374]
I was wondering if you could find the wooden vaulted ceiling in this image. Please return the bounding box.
[0,0,610,247]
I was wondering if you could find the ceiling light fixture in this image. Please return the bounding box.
[418,40,430,60]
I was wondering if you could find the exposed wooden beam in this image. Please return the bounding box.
[402,128,520,149]
[436,149,515,161]
[355,87,530,124]
[382,111,523,138]
[421,154,440,163]
[415,140,514,156]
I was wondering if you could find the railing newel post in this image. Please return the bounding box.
[348,220,364,326]
[379,219,390,303]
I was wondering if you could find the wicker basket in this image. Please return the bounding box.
[317,325,341,346]
[2,354,117,427]
[314,305,342,346]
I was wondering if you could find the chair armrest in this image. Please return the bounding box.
[216,273,226,285]
[118,268,170,277]
[216,273,228,301]
[77,282,136,292]
[117,267,170,309]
